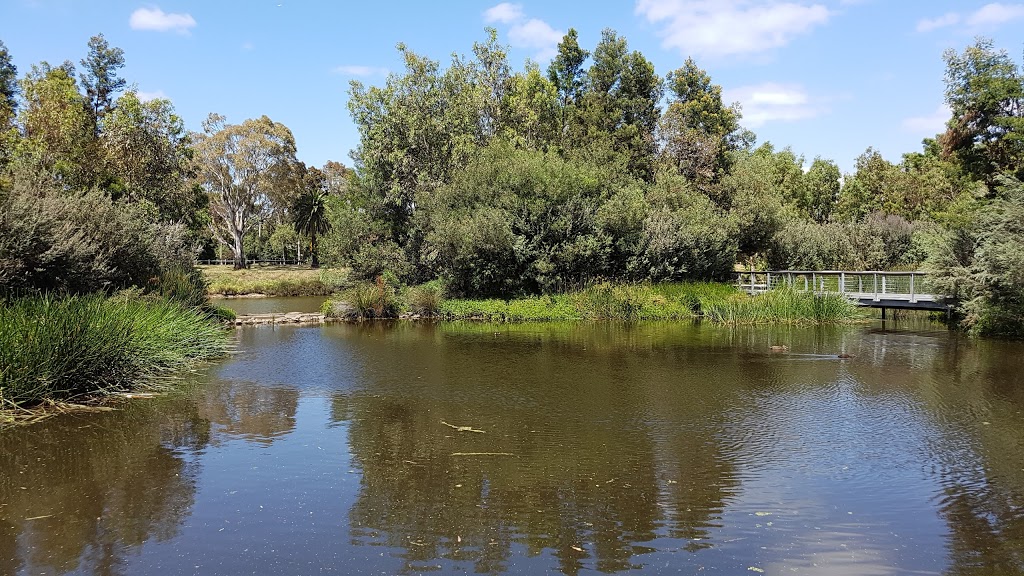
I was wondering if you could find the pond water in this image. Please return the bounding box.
[3,318,1024,575]
[209,295,327,315]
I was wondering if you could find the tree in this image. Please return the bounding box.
[102,91,199,221]
[926,176,1024,337]
[80,34,126,129]
[659,58,741,196]
[193,114,299,269]
[292,166,332,268]
[0,40,16,119]
[940,38,1024,184]
[0,40,17,172]
[548,29,589,108]
[16,62,97,190]
[348,43,481,243]
[800,157,840,223]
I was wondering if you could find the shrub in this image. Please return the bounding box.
[406,280,445,316]
[345,276,401,318]
[0,187,197,295]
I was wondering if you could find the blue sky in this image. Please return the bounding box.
[2,1,1024,173]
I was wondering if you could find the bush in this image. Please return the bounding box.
[0,187,197,295]
[0,294,228,408]
[345,276,401,318]
[406,280,445,316]
[925,176,1024,337]
[349,240,414,283]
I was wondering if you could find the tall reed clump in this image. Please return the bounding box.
[698,286,863,324]
[346,276,401,318]
[0,294,229,409]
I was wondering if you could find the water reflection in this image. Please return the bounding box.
[0,398,206,576]
[4,319,1024,574]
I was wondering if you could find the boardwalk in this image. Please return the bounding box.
[736,270,950,311]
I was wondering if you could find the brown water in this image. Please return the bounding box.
[3,320,1024,575]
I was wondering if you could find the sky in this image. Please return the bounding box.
[2,0,1024,174]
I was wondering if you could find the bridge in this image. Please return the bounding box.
[735,270,951,312]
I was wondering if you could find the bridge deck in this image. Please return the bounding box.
[736,271,951,310]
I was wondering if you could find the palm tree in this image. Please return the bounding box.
[291,187,331,268]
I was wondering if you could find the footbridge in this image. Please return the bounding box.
[736,270,951,312]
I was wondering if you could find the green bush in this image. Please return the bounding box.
[0,294,228,408]
[345,276,401,318]
[0,187,197,295]
[406,280,445,316]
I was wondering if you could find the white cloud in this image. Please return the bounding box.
[129,7,196,33]
[916,12,960,32]
[635,0,830,59]
[902,104,950,135]
[966,2,1024,27]
[509,19,564,60]
[333,65,389,77]
[916,3,1024,33]
[482,4,563,62]
[483,2,523,24]
[136,90,167,102]
[241,41,255,51]
[723,83,823,126]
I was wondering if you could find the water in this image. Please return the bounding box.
[3,318,1024,575]
[209,295,326,315]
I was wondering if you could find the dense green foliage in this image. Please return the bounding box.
[0,295,228,408]
[2,32,1023,336]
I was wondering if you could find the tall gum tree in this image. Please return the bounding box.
[194,114,298,269]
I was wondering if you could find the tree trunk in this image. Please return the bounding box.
[231,225,246,270]
[310,231,319,269]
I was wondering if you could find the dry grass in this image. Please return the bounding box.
[199,265,350,296]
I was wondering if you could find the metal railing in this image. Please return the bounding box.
[736,270,936,304]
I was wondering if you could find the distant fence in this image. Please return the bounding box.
[198,259,303,266]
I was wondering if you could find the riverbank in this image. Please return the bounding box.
[320,281,866,325]
[0,294,229,413]
[200,264,350,296]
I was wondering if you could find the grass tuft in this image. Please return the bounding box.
[0,294,229,409]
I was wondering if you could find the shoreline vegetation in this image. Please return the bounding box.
[0,294,229,418]
[319,279,866,325]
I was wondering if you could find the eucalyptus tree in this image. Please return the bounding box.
[348,42,481,243]
[193,114,299,269]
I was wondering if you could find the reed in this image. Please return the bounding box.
[0,294,229,409]
[699,286,863,325]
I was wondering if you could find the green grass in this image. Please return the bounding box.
[322,280,866,325]
[0,294,229,409]
[200,265,350,296]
